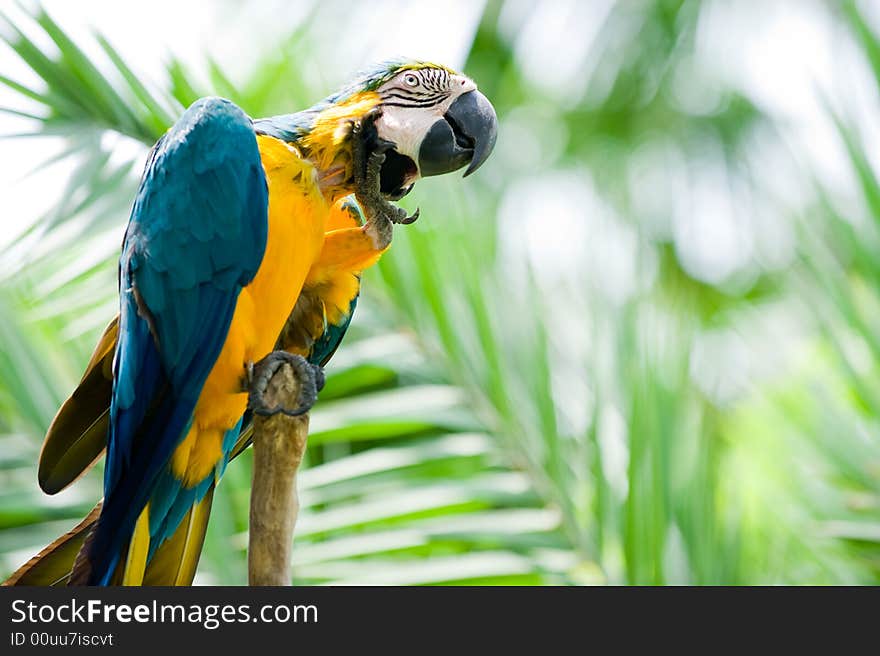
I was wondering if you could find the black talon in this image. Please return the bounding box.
[397,207,419,225]
[247,351,324,417]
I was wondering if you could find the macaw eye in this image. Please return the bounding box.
[403,73,419,87]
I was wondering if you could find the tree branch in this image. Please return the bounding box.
[247,360,309,586]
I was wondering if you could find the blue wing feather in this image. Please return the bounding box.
[311,296,358,366]
[82,97,268,584]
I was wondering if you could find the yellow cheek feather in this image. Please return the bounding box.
[170,135,329,487]
[301,92,381,172]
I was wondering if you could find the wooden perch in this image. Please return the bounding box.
[248,359,310,586]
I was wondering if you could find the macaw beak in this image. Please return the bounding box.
[417,89,498,178]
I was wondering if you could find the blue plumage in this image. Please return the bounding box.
[311,296,358,366]
[84,98,268,584]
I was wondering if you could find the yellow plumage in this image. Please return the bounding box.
[121,505,150,585]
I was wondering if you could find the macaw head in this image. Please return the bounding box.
[348,60,498,197]
[256,59,498,200]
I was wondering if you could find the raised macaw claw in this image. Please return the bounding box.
[247,351,325,417]
[352,112,419,249]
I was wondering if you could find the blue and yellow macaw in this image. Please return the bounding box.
[4,60,497,586]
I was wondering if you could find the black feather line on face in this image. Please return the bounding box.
[382,91,447,106]
[381,87,449,108]
[383,90,440,101]
[427,68,449,92]
[382,97,449,108]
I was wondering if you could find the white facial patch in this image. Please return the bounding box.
[374,72,477,171]
[374,106,443,166]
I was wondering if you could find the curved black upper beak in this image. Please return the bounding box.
[417,89,498,178]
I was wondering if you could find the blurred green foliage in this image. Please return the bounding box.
[0,0,879,585]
